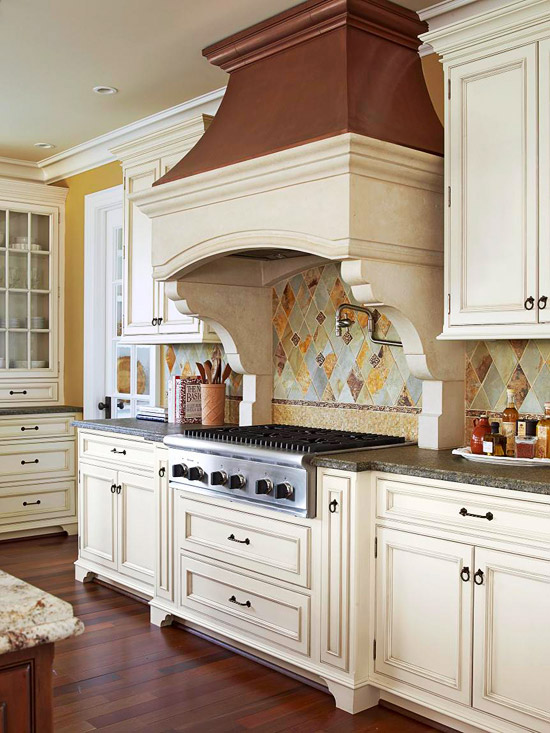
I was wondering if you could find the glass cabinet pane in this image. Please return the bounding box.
[0,332,5,370]
[8,292,27,329]
[30,292,49,330]
[0,248,5,289]
[0,290,5,330]
[30,253,49,290]
[8,211,28,249]
[30,214,50,252]
[8,251,28,289]
[117,344,132,394]
[31,332,49,368]
[0,210,6,248]
[136,347,150,396]
[9,331,28,368]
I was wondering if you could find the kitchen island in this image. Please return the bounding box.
[0,570,83,732]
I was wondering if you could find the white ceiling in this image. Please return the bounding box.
[0,0,436,162]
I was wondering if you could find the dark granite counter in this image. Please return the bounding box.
[73,418,186,443]
[0,405,82,416]
[312,445,550,496]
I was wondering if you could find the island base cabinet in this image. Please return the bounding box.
[0,643,54,733]
[375,528,473,705]
[473,549,550,732]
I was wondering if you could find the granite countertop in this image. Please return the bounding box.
[73,418,187,443]
[312,444,550,496]
[0,570,84,655]
[0,405,82,416]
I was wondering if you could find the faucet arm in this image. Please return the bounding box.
[335,302,403,348]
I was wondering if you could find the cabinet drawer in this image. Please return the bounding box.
[0,382,58,403]
[177,495,310,588]
[0,480,74,524]
[377,476,550,545]
[79,431,154,471]
[0,414,75,441]
[0,440,75,483]
[179,555,310,656]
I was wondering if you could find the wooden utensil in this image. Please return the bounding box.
[213,358,221,384]
[196,362,207,383]
[222,363,231,383]
[203,360,213,384]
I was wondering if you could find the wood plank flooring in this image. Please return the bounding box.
[0,535,441,732]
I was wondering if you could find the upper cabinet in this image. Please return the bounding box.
[0,178,67,406]
[421,0,550,339]
[112,117,219,344]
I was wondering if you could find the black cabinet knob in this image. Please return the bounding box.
[171,463,188,478]
[525,296,535,310]
[255,478,273,495]
[275,482,294,500]
[229,474,246,490]
[210,471,228,486]
[188,466,205,482]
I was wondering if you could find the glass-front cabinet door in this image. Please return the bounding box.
[0,206,56,374]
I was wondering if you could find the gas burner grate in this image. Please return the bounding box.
[182,424,405,453]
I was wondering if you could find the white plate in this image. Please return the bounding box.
[452,446,550,466]
[10,360,28,368]
[31,360,47,368]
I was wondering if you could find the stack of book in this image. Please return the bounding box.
[136,405,168,423]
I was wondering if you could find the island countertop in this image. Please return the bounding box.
[0,570,84,655]
[312,444,550,496]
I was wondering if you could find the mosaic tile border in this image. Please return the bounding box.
[272,398,420,414]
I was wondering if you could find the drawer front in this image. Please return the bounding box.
[79,431,154,471]
[0,480,74,524]
[0,382,58,403]
[177,495,311,588]
[179,555,310,656]
[0,440,75,482]
[0,414,76,441]
[377,477,550,544]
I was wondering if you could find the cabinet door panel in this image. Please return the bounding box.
[79,463,117,570]
[448,44,537,326]
[539,39,550,322]
[155,449,173,601]
[375,527,473,704]
[118,470,155,586]
[123,161,160,336]
[473,548,550,731]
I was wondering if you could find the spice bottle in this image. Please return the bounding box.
[471,415,491,455]
[536,403,550,459]
[483,422,506,456]
[501,388,519,457]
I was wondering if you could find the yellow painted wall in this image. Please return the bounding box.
[53,162,122,405]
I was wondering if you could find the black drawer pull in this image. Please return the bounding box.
[23,500,41,506]
[227,533,250,545]
[228,595,251,608]
[459,507,493,521]
[21,459,39,465]
[539,295,548,310]
[329,499,338,513]
[10,390,27,395]
[151,317,158,326]
[158,467,165,478]
[525,296,535,310]
[460,566,471,582]
[111,448,127,455]
[110,484,117,494]
[21,426,39,431]
[116,484,122,494]
[474,569,485,586]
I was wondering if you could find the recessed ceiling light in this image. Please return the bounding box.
[93,85,118,95]
[34,142,56,149]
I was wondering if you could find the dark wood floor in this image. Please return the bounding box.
[0,534,440,732]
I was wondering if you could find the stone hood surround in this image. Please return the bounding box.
[131,0,464,450]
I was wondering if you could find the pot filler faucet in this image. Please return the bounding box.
[335,303,403,348]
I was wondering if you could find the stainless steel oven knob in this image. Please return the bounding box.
[172,463,188,478]
[255,478,273,495]
[229,474,246,490]
[188,466,205,481]
[210,470,228,486]
[275,482,294,500]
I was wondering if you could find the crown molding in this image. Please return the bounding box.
[0,176,68,205]
[0,87,225,185]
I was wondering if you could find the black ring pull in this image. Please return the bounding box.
[116,485,122,494]
[10,390,27,395]
[159,467,166,478]
[227,533,250,545]
[525,296,535,310]
[110,484,117,494]
[329,499,338,513]
[157,317,163,325]
[21,459,39,465]
[111,448,127,455]
[23,500,41,506]
[474,569,484,586]
[228,595,251,608]
[151,317,158,326]
[539,296,548,310]
[459,507,493,521]
[21,426,39,431]
[460,567,471,582]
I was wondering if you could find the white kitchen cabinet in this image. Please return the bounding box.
[79,462,118,571]
[112,116,219,344]
[117,469,155,586]
[447,44,538,329]
[375,527,473,704]
[473,548,550,732]
[154,446,172,602]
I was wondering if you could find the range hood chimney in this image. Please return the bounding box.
[155,0,443,186]
[132,0,464,450]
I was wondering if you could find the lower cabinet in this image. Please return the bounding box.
[375,522,550,731]
[78,460,155,592]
